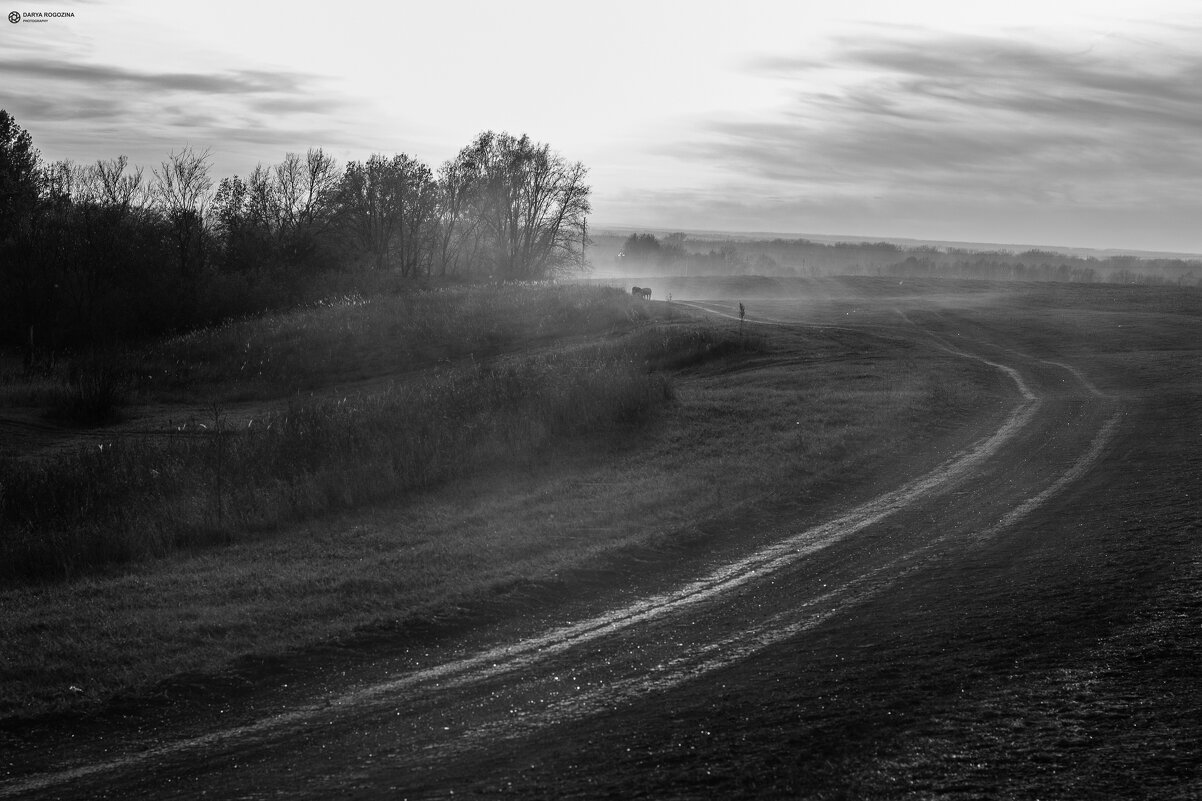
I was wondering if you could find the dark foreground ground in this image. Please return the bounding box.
[2,278,1199,799]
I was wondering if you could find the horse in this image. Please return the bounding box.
[631,286,652,300]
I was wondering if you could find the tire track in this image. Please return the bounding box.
[424,327,1123,763]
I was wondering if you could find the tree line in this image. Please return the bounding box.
[0,111,591,362]
[614,232,1201,285]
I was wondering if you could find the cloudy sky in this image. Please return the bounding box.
[4,0,1201,253]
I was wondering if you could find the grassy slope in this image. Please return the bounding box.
[2,286,689,580]
[0,283,1005,722]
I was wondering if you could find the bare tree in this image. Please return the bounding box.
[274,148,339,234]
[40,159,84,204]
[152,146,213,221]
[337,153,436,275]
[275,148,341,275]
[212,149,340,281]
[92,155,148,211]
[47,156,156,340]
[245,163,278,231]
[455,131,590,280]
[151,146,214,300]
[431,157,482,277]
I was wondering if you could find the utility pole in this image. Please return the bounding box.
[581,218,587,272]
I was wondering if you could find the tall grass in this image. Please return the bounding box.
[0,284,653,412]
[0,352,128,425]
[49,355,129,425]
[0,325,744,583]
[136,283,652,399]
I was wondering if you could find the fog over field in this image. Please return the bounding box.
[2,3,1200,800]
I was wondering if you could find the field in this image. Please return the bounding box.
[1,277,1199,799]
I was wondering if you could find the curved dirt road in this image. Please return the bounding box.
[4,285,1199,799]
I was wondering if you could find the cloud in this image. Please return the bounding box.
[682,32,1202,210]
[1,92,128,122]
[0,56,356,167]
[836,36,1202,128]
[4,59,309,95]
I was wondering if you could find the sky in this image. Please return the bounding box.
[3,0,1202,253]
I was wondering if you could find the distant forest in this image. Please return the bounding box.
[0,111,589,361]
[607,233,1202,287]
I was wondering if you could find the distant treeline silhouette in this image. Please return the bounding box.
[615,233,1201,286]
[0,111,590,359]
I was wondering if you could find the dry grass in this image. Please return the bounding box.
[2,324,756,583]
[0,313,996,721]
[0,284,673,580]
[135,283,653,400]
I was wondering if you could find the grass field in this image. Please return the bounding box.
[1,286,675,578]
[0,281,1001,723]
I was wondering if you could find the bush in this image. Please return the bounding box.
[47,356,128,426]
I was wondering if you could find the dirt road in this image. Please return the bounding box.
[4,281,1199,798]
